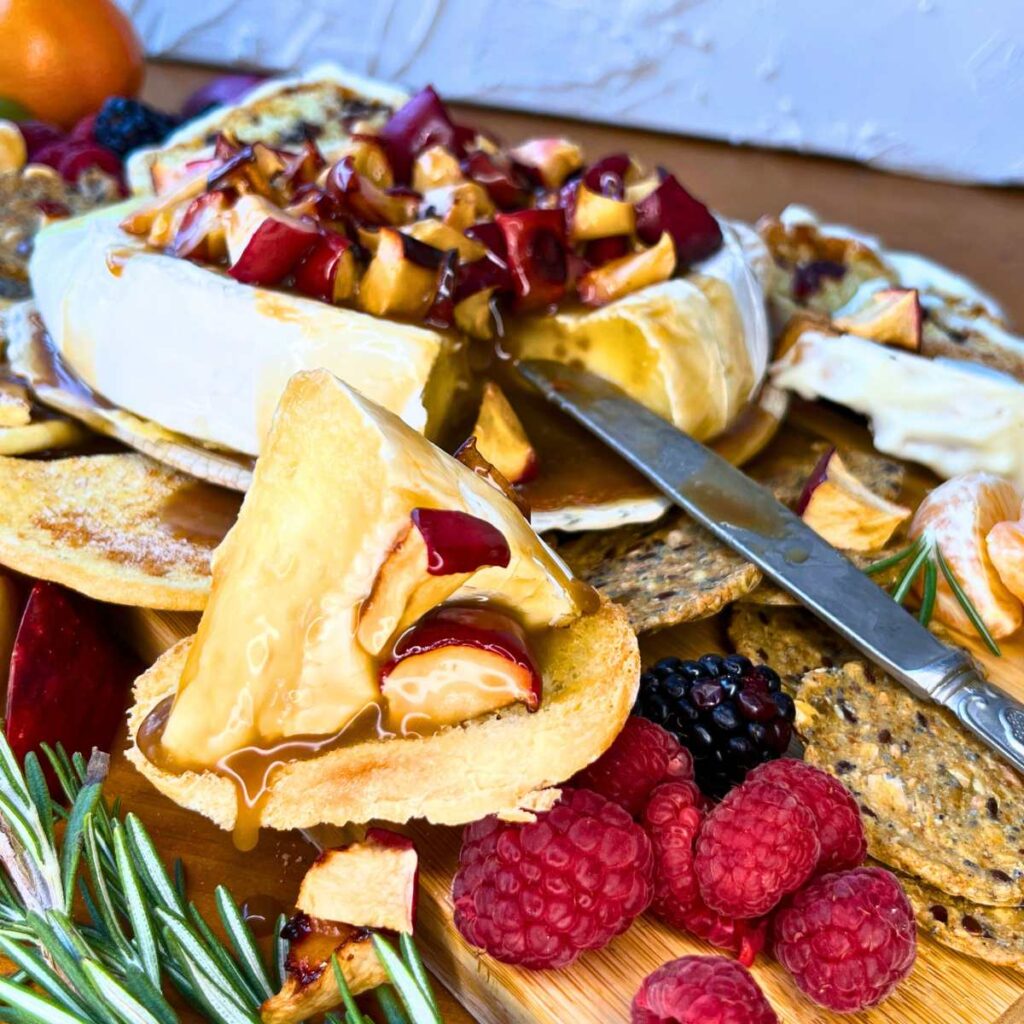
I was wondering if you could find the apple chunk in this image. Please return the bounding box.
[357,509,511,656]
[380,606,541,735]
[260,913,386,1024]
[797,448,912,551]
[834,287,922,351]
[577,230,676,307]
[297,828,418,934]
[6,581,139,780]
[226,194,319,285]
[470,382,538,484]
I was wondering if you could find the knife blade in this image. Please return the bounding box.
[518,359,1024,774]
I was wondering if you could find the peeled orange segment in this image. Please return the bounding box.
[909,472,1023,639]
[987,518,1024,604]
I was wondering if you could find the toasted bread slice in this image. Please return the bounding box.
[126,596,638,833]
[0,453,230,609]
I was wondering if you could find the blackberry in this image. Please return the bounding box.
[94,98,178,157]
[636,653,795,799]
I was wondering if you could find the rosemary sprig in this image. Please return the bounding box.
[0,736,443,1024]
[866,532,1001,655]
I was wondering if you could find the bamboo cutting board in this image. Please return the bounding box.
[112,405,1024,1024]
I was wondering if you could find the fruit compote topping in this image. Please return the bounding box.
[119,85,725,337]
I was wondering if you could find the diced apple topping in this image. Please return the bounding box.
[582,152,635,198]
[225,194,320,285]
[509,137,584,189]
[420,181,495,230]
[496,208,569,310]
[260,914,385,1024]
[297,829,418,934]
[833,287,923,351]
[170,190,230,261]
[405,218,486,262]
[412,144,464,192]
[293,233,359,304]
[577,231,675,307]
[797,448,912,551]
[358,227,443,319]
[461,150,529,210]
[470,382,538,484]
[571,184,636,243]
[356,507,511,656]
[337,136,394,189]
[378,85,470,184]
[454,287,498,340]
[325,157,418,226]
[454,436,533,521]
[380,606,542,735]
[634,172,723,265]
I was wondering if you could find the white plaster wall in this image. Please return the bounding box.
[123,0,1024,185]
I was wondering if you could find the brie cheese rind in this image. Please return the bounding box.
[507,221,769,442]
[126,63,409,196]
[29,205,465,454]
[772,331,1024,490]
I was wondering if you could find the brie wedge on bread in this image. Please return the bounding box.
[129,370,638,841]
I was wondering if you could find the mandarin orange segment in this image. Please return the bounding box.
[987,518,1024,605]
[909,472,1023,638]
[0,0,143,128]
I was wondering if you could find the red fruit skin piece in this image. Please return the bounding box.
[631,956,779,1024]
[582,153,631,199]
[634,173,722,266]
[573,717,694,817]
[773,867,917,1013]
[17,121,64,159]
[495,208,569,311]
[795,446,836,515]
[228,211,320,286]
[453,788,654,969]
[6,582,139,781]
[68,114,98,144]
[584,234,631,268]
[746,758,867,874]
[378,86,462,185]
[382,605,541,710]
[460,150,528,210]
[694,779,820,918]
[293,233,357,303]
[57,143,123,187]
[410,508,511,575]
[642,782,766,966]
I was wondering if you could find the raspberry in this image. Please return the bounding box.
[746,758,867,873]
[642,782,766,966]
[452,788,654,969]
[637,654,795,798]
[773,868,916,1012]
[632,956,778,1024]
[694,780,819,918]
[574,717,693,816]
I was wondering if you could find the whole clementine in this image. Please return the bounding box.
[0,0,144,129]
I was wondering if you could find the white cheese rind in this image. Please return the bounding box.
[29,205,449,456]
[772,332,1024,489]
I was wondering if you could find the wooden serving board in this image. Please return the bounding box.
[113,404,1024,1024]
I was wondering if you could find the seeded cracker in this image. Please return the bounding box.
[799,662,1024,907]
[895,869,1024,970]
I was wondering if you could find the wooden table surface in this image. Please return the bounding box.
[135,60,1024,1024]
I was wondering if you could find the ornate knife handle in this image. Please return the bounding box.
[937,669,1024,775]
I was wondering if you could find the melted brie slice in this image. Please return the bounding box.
[29,206,464,453]
[506,222,769,441]
[772,331,1024,488]
[160,370,589,767]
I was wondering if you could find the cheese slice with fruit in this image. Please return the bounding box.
[29,206,466,450]
[772,328,1024,489]
[128,370,638,837]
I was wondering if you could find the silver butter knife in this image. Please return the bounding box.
[518,359,1024,774]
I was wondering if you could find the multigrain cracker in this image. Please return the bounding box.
[798,662,1024,907]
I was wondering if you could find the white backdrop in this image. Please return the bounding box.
[123,0,1024,185]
